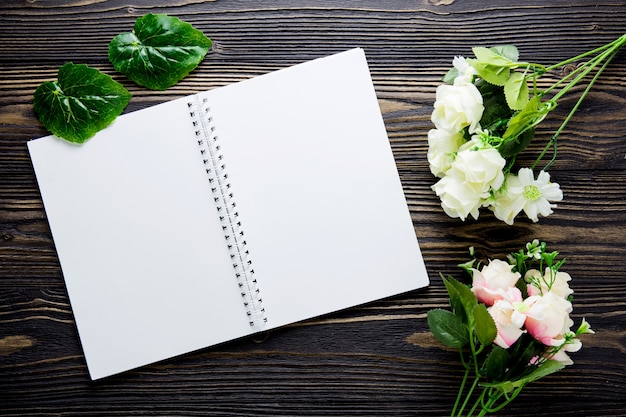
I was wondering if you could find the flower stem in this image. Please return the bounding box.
[455,374,481,417]
[451,362,472,417]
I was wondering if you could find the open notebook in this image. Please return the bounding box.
[28,48,429,380]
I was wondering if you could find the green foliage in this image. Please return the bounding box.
[33,63,131,143]
[34,13,213,143]
[109,13,212,90]
[467,59,511,86]
[498,127,535,159]
[504,72,529,110]
[427,309,469,349]
[442,66,459,84]
[482,345,510,382]
[489,45,520,62]
[472,46,516,65]
[472,303,497,346]
[484,360,564,395]
[443,275,478,323]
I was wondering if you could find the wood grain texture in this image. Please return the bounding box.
[1,0,626,416]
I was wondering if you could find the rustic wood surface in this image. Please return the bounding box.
[1,1,625,416]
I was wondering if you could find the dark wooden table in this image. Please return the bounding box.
[2,1,625,416]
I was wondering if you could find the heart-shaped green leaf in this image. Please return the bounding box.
[109,13,212,90]
[33,63,132,143]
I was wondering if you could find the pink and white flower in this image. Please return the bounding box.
[524,291,573,347]
[525,268,573,299]
[471,259,521,306]
[488,287,530,348]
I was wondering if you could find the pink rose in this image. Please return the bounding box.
[471,259,521,306]
[488,287,528,348]
[524,292,573,346]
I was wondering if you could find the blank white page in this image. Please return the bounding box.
[28,97,257,380]
[199,48,429,329]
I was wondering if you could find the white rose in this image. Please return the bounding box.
[448,140,506,193]
[427,128,466,177]
[431,77,484,134]
[431,174,483,221]
[452,56,477,82]
[490,173,525,225]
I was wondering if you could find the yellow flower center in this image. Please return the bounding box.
[523,184,542,201]
[513,301,528,313]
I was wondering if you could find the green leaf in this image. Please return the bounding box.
[489,45,519,62]
[483,360,564,394]
[476,81,511,135]
[498,127,535,159]
[472,46,515,66]
[503,333,546,378]
[525,359,566,382]
[442,275,463,318]
[427,309,469,349]
[443,276,478,321]
[109,13,212,90]
[473,303,497,346]
[504,72,529,110]
[482,345,510,382]
[33,63,131,143]
[502,95,542,140]
[467,59,511,86]
[442,66,459,84]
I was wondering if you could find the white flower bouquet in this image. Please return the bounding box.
[427,241,593,416]
[428,34,626,224]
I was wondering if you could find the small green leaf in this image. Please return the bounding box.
[427,309,469,349]
[442,66,460,84]
[109,13,212,90]
[504,72,529,110]
[33,63,131,143]
[473,303,497,346]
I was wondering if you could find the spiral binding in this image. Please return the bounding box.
[188,96,267,328]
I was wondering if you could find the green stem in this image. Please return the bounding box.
[527,33,626,171]
[543,33,626,72]
[531,39,623,171]
[456,375,481,417]
[451,362,472,417]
